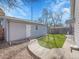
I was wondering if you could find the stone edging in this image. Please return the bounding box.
[27,39,67,59]
[27,39,41,59]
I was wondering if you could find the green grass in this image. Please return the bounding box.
[38,34,66,49]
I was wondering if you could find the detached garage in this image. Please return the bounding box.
[0,8,47,44]
[0,16,47,44]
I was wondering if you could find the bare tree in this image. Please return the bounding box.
[38,17,43,23]
[41,8,51,44]
[0,0,19,9]
[0,0,40,21]
[40,8,63,48]
[20,0,40,21]
[49,11,63,48]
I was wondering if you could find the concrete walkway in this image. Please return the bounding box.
[0,42,39,59]
[28,35,79,59]
[65,35,79,59]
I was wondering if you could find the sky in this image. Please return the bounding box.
[0,0,70,23]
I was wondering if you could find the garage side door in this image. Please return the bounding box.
[26,24,31,38]
[9,22,26,41]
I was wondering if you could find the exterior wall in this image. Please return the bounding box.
[8,22,47,41]
[74,0,79,46]
[30,25,47,38]
[1,17,47,42]
[4,19,9,42]
[70,0,75,18]
[0,18,9,42]
[9,22,26,41]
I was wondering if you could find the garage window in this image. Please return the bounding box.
[35,25,38,30]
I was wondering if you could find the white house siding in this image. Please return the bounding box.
[8,22,26,41]
[30,25,47,38]
[74,0,79,46]
[74,21,79,46]
[0,16,47,42]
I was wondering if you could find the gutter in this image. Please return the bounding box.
[73,0,75,25]
[73,0,76,42]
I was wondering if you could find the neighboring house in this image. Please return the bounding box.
[65,19,74,35]
[49,26,68,34]
[0,8,47,44]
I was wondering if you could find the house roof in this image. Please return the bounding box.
[0,16,46,26]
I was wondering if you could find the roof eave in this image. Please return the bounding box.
[0,16,46,26]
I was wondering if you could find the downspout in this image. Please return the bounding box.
[4,17,11,45]
[70,0,75,42]
[3,17,7,42]
[73,0,75,42]
[8,21,12,45]
[5,17,11,45]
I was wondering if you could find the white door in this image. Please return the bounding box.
[26,24,31,38]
